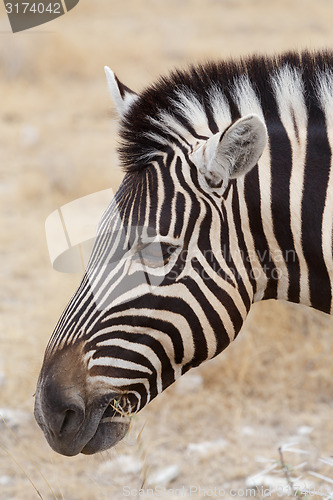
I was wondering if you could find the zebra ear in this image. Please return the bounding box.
[193,114,267,192]
[104,66,138,117]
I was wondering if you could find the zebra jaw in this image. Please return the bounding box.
[191,114,268,193]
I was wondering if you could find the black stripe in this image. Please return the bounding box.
[244,166,278,300]
[159,153,175,236]
[220,191,251,311]
[93,346,155,372]
[148,168,159,230]
[174,157,200,248]
[89,364,148,380]
[137,176,146,228]
[174,192,185,238]
[231,183,256,304]
[267,119,301,304]
[302,99,332,313]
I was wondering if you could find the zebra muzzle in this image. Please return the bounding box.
[34,378,130,456]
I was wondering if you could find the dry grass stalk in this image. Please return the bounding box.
[0,415,60,500]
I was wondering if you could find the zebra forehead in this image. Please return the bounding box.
[95,169,175,246]
[118,51,333,173]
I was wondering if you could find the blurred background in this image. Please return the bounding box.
[0,0,333,498]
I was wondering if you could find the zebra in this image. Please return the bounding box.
[34,51,333,457]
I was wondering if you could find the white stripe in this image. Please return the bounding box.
[316,71,333,313]
[155,161,165,235]
[232,75,264,119]
[271,65,310,305]
[174,88,210,136]
[169,153,192,241]
[149,112,193,150]
[123,185,140,250]
[88,357,152,375]
[208,85,232,131]
[143,130,171,146]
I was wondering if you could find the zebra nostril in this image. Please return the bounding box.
[58,405,85,437]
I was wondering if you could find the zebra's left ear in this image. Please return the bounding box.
[104,66,139,117]
[192,114,267,192]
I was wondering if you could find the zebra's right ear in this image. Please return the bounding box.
[191,114,267,193]
[104,66,139,117]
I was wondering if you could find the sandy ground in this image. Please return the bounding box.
[0,1,333,498]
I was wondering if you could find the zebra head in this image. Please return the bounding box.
[34,64,267,456]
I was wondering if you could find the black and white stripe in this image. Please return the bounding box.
[38,51,333,436]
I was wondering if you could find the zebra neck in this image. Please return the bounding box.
[237,125,333,315]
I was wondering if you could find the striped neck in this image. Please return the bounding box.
[237,117,333,314]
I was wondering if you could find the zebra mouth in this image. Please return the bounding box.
[80,401,130,455]
[34,378,131,456]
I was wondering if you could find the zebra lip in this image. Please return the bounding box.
[80,402,130,455]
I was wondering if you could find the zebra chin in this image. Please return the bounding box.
[80,417,130,456]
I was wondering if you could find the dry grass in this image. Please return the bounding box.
[1,0,333,498]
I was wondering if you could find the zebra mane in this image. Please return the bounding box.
[118,51,333,172]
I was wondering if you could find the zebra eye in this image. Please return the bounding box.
[135,242,179,268]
